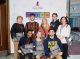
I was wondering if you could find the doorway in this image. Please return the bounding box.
[0,0,9,56]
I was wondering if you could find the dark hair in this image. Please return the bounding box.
[52,13,58,17]
[48,26,56,32]
[26,29,33,33]
[60,16,69,24]
[30,13,35,17]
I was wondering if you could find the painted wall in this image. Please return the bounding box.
[9,0,67,53]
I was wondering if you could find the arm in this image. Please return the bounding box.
[11,23,16,39]
[57,38,63,52]
[24,23,28,36]
[44,39,50,57]
[65,25,71,37]
[35,22,39,33]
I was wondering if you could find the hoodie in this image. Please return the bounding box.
[44,35,63,57]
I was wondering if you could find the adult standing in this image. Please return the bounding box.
[56,16,71,59]
[39,18,50,39]
[11,16,24,59]
[25,13,39,39]
[50,13,60,32]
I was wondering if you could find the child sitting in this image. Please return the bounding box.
[33,31,45,59]
[19,29,34,59]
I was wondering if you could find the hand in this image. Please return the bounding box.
[58,52,63,55]
[58,35,65,39]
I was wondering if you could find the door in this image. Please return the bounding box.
[0,3,8,55]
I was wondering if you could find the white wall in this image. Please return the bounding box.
[9,0,67,53]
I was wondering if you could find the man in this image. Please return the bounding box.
[25,13,39,39]
[44,28,63,59]
[50,13,60,32]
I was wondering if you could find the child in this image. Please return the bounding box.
[33,31,45,59]
[19,29,34,59]
[44,28,63,59]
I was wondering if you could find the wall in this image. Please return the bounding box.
[9,0,67,53]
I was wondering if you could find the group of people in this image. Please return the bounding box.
[11,13,71,59]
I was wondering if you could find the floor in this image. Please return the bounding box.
[0,55,80,59]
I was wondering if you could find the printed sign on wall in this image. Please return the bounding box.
[26,12,50,18]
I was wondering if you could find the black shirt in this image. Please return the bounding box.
[11,23,24,39]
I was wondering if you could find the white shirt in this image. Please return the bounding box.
[56,24,71,44]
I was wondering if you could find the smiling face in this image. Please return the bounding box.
[61,17,67,25]
[30,15,35,21]
[49,30,55,36]
[52,15,58,21]
[27,31,32,37]
[17,16,23,24]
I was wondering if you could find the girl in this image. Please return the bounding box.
[39,18,50,39]
[33,31,45,59]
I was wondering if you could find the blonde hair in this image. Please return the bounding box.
[41,18,49,29]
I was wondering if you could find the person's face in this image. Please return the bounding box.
[30,16,35,21]
[42,18,47,25]
[52,15,58,20]
[17,17,23,24]
[49,30,55,36]
[36,32,42,38]
[61,18,67,25]
[27,31,32,37]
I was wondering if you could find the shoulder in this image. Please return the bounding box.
[26,22,30,25]
[67,24,70,27]
[34,22,39,24]
[12,23,17,26]
[11,23,18,27]
[50,21,53,24]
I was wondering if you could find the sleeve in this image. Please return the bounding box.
[22,24,25,33]
[35,22,39,33]
[33,40,36,46]
[56,25,61,36]
[50,22,53,26]
[65,25,71,37]
[57,38,63,52]
[44,39,50,57]
[33,40,36,51]
[11,23,16,39]
[19,37,26,47]
[24,23,28,35]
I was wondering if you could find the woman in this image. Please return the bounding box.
[11,16,24,59]
[39,18,50,39]
[56,16,71,59]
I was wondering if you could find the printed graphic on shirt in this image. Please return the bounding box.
[48,41,58,48]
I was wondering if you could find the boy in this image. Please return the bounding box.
[44,28,63,59]
[50,13,60,32]
[19,29,34,59]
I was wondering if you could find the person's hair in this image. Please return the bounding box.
[36,31,43,39]
[30,13,35,17]
[60,16,69,24]
[41,18,48,25]
[17,16,23,20]
[26,29,33,33]
[52,13,58,17]
[48,26,56,33]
